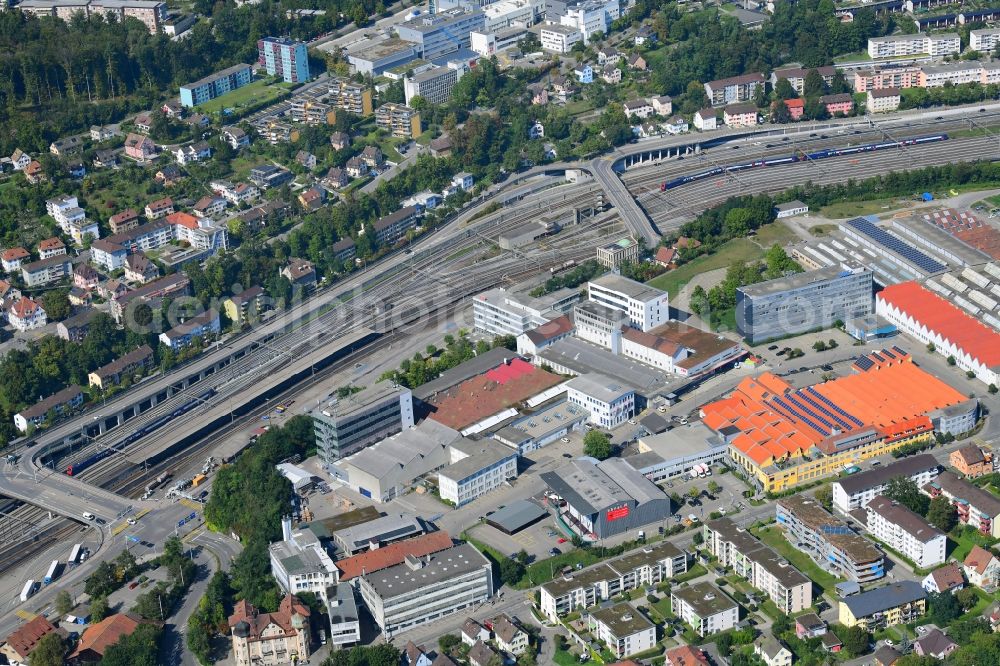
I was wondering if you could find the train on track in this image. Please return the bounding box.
[660,133,949,191]
[65,389,217,476]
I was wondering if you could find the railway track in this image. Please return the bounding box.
[0,186,609,573]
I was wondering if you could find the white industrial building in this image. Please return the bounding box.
[358,543,494,638]
[438,439,519,507]
[587,273,669,332]
[472,286,579,337]
[540,24,582,53]
[492,400,588,454]
[326,583,361,647]
[831,454,940,514]
[332,419,460,502]
[558,0,620,43]
[866,496,946,569]
[269,518,338,597]
[629,423,730,482]
[566,373,635,428]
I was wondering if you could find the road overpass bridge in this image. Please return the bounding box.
[0,460,137,522]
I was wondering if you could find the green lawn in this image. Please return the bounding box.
[948,525,999,561]
[753,220,797,248]
[833,50,872,63]
[196,77,294,116]
[647,238,763,297]
[554,648,580,666]
[753,525,841,598]
[819,198,908,219]
[524,550,603,588]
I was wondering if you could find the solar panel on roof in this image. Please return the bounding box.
[806,387,864,428]
[798,390,854,430]
[855,356,875,371]
[892,345,906,357]
[785,393,836,431]
[846,218,946,274]
[871,352,884,362]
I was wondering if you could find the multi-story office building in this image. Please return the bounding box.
[375,103,422,139]
[838,581,927,630]
[971,27,1000,52]
[396,8,486,61]
[438,439,519,507]
[735,266,873,344]
[866,496,946,568]
[558,0,620,43]
[540,24,582,53]
[358,543,493,637]
[179,64,253,108]
[473,286,579,337]
[776,495,884,583]
[258,37,310,83]
[867,33,960,59]
[587,273,668,332]
[596,237,640,268]
[924,471,1000,537]
[483,0,540,31]
[269,518,338,596]
[539,540,687,620]
[573,301,628,351]
[704,73,765,106]
[831,454,940,514]
[671,582,739,637]
[404,66,459,105]
[311,383,414,465]
[587,603,656,660]
[702,518,812,614]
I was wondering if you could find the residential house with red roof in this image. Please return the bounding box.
[1,247,30,273]
[963,545,1000,589]
[144,197,174,220]
[109,209,140,235]
[922,562,965,594]
[8,297,46,331]
[38,237,66,259]
[783,97,805,120]
[654,246,677,267]
[124,133,157,161]
[950,444,992,478]
[335,531,454,581]
[1,615,63,664]
[228,595,311,666]
[68,614,156,662]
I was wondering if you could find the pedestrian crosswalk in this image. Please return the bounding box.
[179,499,203,511]
[15,610,37,621]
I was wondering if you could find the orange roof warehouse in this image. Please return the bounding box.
[876,280,1000,388]
[701,349,977,493]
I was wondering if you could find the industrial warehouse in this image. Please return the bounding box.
[701,349,976,493]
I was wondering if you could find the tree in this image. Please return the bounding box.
[895,657,939,666]
[814,484,833,511]
[54,590,74,616]
[717,632,734,656]
[948,355,957,365]
[90,595,109,622]
[583,430,612,460]
[774,77,796,99]
[498,557,526,586]
[837,625,871,657]
[28,632,65,666]
[771,100,792,124]
[927,591,962,625]
[692,531,704,545]
[708,481,722,494]
[884,477,930,516]
[803,68,828,97]
[956,586,979,611]
[99,624,162,666]
[324,644,401,666]
[42,289,71,321]
[438,634,461,655]
[927,495,956,532]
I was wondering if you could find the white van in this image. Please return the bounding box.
[82,512,95,521]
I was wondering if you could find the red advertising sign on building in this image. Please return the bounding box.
[606,505,630,521]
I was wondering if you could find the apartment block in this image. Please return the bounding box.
[776,495,885,583]
[311,383,414,465]
[258,37,310,83]
[735,266,873,344]
[587,603,656,660]
[867,87,901,113]
[358,543,493,638]
[866,496,946,568]
[158,309,220,350]
[832,454,940,513]
[328,78,374,116]
[838,581,926,631]
[923,470,1000,537]
[853,66,921,93]
[17,0,165,33]
[14,385,84,433]
[704,73,765,106]
[951,444,993,478]
[539,540,687,620]
[867,33,960,59]
[21,256,72,287]
[587,273,668,332]
[770,66,836,96]
[702,518,812,614]
[88,345,154,390]
[179,64,253,108]
[375,103,422,139]
[971,28,1000,52]
[671,582,739,637]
